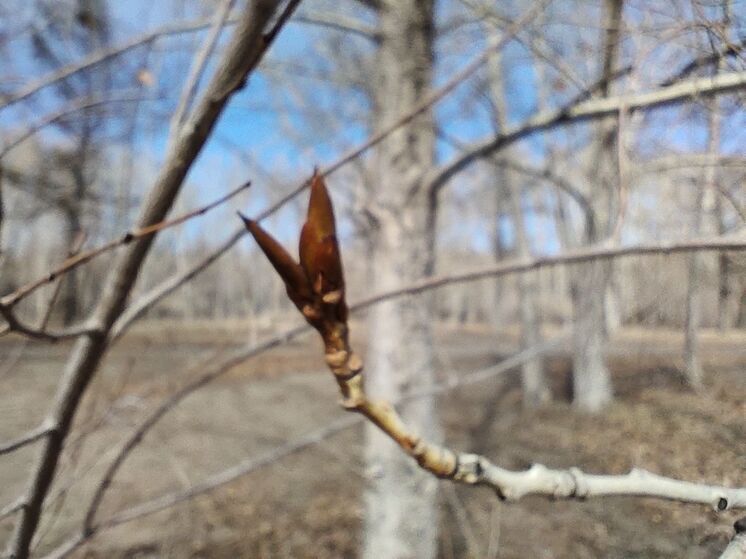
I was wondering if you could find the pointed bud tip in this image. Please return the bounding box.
[237,211,254,227]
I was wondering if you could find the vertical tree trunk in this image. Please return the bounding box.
[363,2,440,558]
[571,0,623,412]
[684,98,720,388]
[504,172,550,406]
[487,46,549,406]
[683,0,727,385]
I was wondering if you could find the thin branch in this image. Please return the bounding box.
[0,181,251,308]
[294,12,379,40]
[661,36,746,87]
[110,228,244,340]
[0,93,154,159]
[356,233,746,308]
[0,15,239,111]
[0,305,97,341]
[0,498,25,521]
[428,70,746,192]
[0,425,52,456]
[5,2,290,557]
[169,0,236,142]
[0,233,87,375]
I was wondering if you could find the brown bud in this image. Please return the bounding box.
[299,171,344,296]
[238,212,311,306]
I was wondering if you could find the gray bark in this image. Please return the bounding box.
[363,1,440,557]
[571,0,623,412]
[683,0,727,385]
[683,107,720,388]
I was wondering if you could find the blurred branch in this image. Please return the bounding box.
[0,425,53,456]
[169,0,236,142]
[719,518,746,559]
[110,228,244,339]
[0,305,97,341]
[661,36,746,87]
[0,15,236,111]
[0,232,87,373]
[0,498,25,521]
[294,12,379,40]
[0,181,251,309]
[357,233,746,306]
[0,93,153,159]
[428,70,746,192]
[5,2,292,557]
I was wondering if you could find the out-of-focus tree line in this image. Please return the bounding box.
[1,1,745,556]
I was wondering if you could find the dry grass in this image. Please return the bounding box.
[0,322,744,558]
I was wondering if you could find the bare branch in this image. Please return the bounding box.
[5,2,292,556]
[0,425,52,456]
[0,498,25,521]
[356,233,746,307]
[0,15,238,111]
[294,12,379,40]
[452,462,745,508]
[0,181,251,309]
[73,234,746,555]
[110,229,244,340]
[0,305,97,341]
[661,36,746,87]
[0,93,154,159]
[720,519,746,559]
[169,0,236,141]
[49,336,566,559]
[428,70,746,192]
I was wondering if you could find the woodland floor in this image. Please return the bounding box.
[0,321,744,558]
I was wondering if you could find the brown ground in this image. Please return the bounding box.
[0,321,744,558]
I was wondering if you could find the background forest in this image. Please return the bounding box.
[0,0,745,557]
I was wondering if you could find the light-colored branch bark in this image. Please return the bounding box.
[0,304,98,341]
[428,70,746,193]
[452,462,745,508]
[109,228,244,339]
[0,16,237,112]
[168,0,236,142]
[0,498,25,521]
[357,234,746,307]
[0,233,87,373]
[4,3,292,557]
[720,519,746,559]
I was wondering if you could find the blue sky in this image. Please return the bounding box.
[1,0,744,258]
